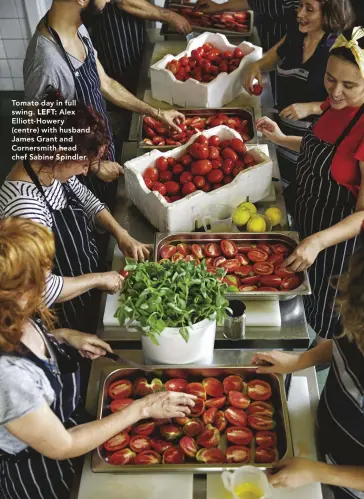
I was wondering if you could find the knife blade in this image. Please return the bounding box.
[104,351,158,373]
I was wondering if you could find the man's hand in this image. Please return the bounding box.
[93,161,124,182]
[166,11,192,34]
[117,233,152,261]
[158,109,185,133]
[268,458,320,488]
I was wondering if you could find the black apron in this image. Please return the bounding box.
[294,105,364,339]
[317,335,364,499]
[0,321,83,499]
[24,159,99,332]
[45,16,116,206]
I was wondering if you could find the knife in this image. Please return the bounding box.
[104,351,158,373]
[186,32,195,42]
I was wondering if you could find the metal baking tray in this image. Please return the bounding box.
[153,232,312,300]
[162,3,254,37]
[92,365,293,473]
[139,107,257,150]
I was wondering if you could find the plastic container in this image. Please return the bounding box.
[222,466,272,499]
[141,318,216,364]
[150,32,262,108]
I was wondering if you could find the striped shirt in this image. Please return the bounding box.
[0,176,105,307]
[89,2,145,79]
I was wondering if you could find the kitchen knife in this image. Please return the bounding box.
[104,351,158,373]
[186,32,195,42]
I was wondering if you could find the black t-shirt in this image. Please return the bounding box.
[276,23,337,110]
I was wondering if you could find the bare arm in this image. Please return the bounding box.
[196,0,250,14]
[256,116,303,152]
[56,272,123,302]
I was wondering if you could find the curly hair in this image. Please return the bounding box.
[0,218,55,353]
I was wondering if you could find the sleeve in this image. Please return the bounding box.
[3,195,51,228]
[0,359,55,426]
[79,24,98,59]
[24,70,59,101]
[68,177,107,232]
[43,272,64,307]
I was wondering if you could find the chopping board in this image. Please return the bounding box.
[244,299,281,327]
[206,376,323,499]
[104,246,125,327]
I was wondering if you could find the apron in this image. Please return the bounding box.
[294,104,364,339]
[24,159,99,332]
[317,335,364,499]
[45,15,117,206]
[0,320,83,499]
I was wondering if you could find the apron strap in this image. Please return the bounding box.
[23,158,53,212]
[334,104,364,148]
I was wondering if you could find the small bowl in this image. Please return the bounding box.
[235,215,272,233]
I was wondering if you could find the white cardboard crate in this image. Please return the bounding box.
[124,126,272,232]
[150,32,262,108]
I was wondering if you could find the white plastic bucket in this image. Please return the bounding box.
[222,466,272,499]
[141,318,216,365]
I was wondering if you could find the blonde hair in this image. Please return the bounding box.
[0,218,55,352]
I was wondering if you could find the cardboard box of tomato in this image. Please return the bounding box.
[124,126,272,232]
[150,32,262,108]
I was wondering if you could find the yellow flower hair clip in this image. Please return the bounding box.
[331,27,364,78]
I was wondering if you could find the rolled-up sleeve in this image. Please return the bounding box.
[43,272,64,307]
[68,177,107,232]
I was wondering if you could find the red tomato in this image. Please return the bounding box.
[223,175,233,184]
[104,431,130,452]
[235,264,253,277]
[275,266,295,278]
[255,447,277,464]
[272,244,290,254]
[257,243,272,255]
[240,275,260,285]
[230,138,247,154]
[219,62,229,73]
[180,171,193,184]
[203,42,213,52]
[244,153,255,167]
[223,50,233,59]
[189,143,209,160]
[212,183,223,190]
[204,243,221,257]
[233,164,245,177]
[222,147,238,161]
[155,156,169,171]
[220,239,238,257]
[252,84,263,96]
[179,56,189,66]
[281,275,302,290]
[260,275,282,287]
[151,181,167,195]
[267,253,284,266]
[222,159,234,175]
[211,158,223,169]
[247,250,268,262]
[207,169,223,184]
[233,47,244,59]
[164,181,180,196]
[172,164,184,176]
[164,196,171,203]
[208,135,221,147]
[220,140,231,148]
[202,181,212,192]
[247,380,272,401]
[170,195,182,202]
[182,182,197,196]
[143,167,159,182]
[253,262,274,275]
[195,135,209,145]
[208,146,220,160]
[239,285,258,291]
[193,175,206,188]
[180,154,193,167]
[144,178,153,189]
[221,259,240,274]
[167,157,176,167]
[201,59,211,73]
[159,170,173,182]
[191,160,213,176]
[255,431,277,448]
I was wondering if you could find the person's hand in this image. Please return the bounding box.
[243,62,262,94]
[94,161,124,182]
[140,391,197,419]
[282,235,323,272]
[279,103,313,121]
[158,109,185,133]
[59,329,113,360]
[195,0,220,13]
[256,117,286,145]
[251,351,301,374]
[167,11,192,34]
[118,234,152,262]
[268,458,319,488]
[97,271,124,293]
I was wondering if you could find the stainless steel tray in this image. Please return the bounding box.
[92,365,293,473]
[139,107,256,150]
[153,232,312,300]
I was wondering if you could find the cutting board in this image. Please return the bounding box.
[206,376,323,499]
[244,299,281,327]
[104,247,125,327]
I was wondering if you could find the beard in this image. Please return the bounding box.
[80,0,104,25]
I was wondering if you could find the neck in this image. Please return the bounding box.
[306,29,325,43]
[29,161,55,186]
[47,1,82,37]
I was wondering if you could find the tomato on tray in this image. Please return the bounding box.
[253,262,274,275]
[247,380,272,401]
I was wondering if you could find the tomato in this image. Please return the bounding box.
[220,239,238,257]
[219,62,228,73]
[201,181,212,192]
[191,160,212,176]
[234,264,253,277]
[233,165,245,177]
[207,169,223,184]
[212,183,223,190]
[159,170,173,182]
[143,167,159,182]
[275,266,295,278]
[170,195,182,202]
[237,244,255,254]
[272,243,290,254]
[182,182,197,196]
[189,143,209,160]
[203,42,213,52]
[204,243,221,257]
[239,285,258,291]
[221,147,238,161]
[233,47,244,59]
[253,262,274,275]
[247,401,274,417]
[129,435,152,453]
[256,243,272,255]
[268,253,284,266]
[193,175,206,188]
[172,164,184,176]
[240,275,260,285]
[160,244,177,259]
[211,158,223,169]
[109,448,136,465]
[180,171,193,184]
[201,59,211,73]
[235,254,250,265]
[252,84,263,96]
[223,175,233,184]
[281,275,302,290]
[208,146,220,160]
[195,135,209,146]
[248,249,268,262]
[167,157,176,167]
[179,56,189,66]
[222,159,234,175]
[230,138,247,154]
[151,181,167,195]
[247,380,272,401]
[104,431,130,452]
[180,154,193,167]
[192,244,204,259]
[255,447,277,464]
[255,431,277,448]
[164,181,180,195]
[108,379,133,399]
[243,153,255,167]
[110,398,133,413]
[220,140,231,148]
[144,178,153,189]
[208,135,220,147]
[155,156,168,171]
[260,275,282,287]
[213,256,226,267]
[221,259,240,274]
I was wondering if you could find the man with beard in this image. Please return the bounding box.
[23,0,184,205]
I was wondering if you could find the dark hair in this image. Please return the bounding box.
[319,0,356,33]
[330,27,364,70]
[29,86,110,166]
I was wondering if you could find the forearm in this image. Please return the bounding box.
[314,211,364,251]
[308,101,324,116]
[116,0,175,22]
[295,341,333,370]
[56,274,101,302]
[95,208,128,242]
[315,462,364,491]
[206,0,250,12]
[276,135,302,152]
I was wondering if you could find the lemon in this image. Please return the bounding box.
[238,202,257,215]
[246,215,266,232]
[234,483,263,499]
[264,207,282,227]
[232,207,251,226]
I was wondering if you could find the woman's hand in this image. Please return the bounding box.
[283,235,323,272]
[279,103,313,121]
[159,109,185,133]
[117,234,152,261]
[58,329,113,360]
[251,351,301,374]
[97,271,124,293]
[167,11,192,34]
[95,161,124,182]
[140,391,197,419]
[256,117,286,145]
[243,62,262,94]
[268,458,319,488]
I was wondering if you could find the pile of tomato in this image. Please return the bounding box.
[142,113,252,147]
[142,134,257,202]
[170,8,250,34]
[158,239,302,292]
[103,371,278,466]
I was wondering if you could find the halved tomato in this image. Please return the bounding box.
[257,243,272,255]
[110,398,133,413]
[204,243,221,257]
[247,380,272,401]
[237,244,256,254]
[235,265,253,277]
[221,259,240,274]
[228,390,251,409]
[275,266,296,278]
[108,379,133,400]
[255,431,277,448]
[191,244,204,260]
[255,447,278,464]
[248,414,276,431]
[239,285,258,291]
[205,396,227,409]
[247,250,268,262]
[214,256,226,267]
[247,401,274,417]
[104,431,130,452]
[260,275,281,287]
[272,244,290,254]
[240,275,260,285]
[220,239,238,257]
[226,427,253,445]
[253,262,274,275]
[236,254,250,266]
[281,275,302,290]
[267,253,284,266]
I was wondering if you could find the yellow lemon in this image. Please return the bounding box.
[232,207,251,226]
[264,207,282,227]
[237,202,257,215]
[246,215,266,232]
[234,482,263,499]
